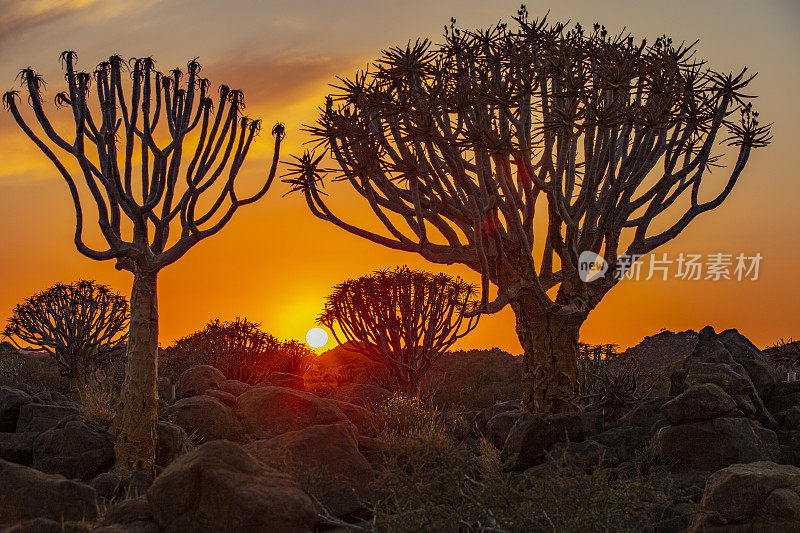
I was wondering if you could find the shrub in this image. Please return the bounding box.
[161,318,313,384]
[2,280,128,392]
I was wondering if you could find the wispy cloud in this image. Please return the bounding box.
[202,53,357,110]
[0,0,160,45]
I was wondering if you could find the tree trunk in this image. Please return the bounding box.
[111,269,159,474]
[512,298,583,416]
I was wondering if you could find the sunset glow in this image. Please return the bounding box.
[0,1,797,353]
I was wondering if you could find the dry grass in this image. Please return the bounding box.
[76,377,118,429]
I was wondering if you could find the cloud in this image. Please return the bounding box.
[200,53,358,111]
[0,0,160,45]
[0,0,101,41]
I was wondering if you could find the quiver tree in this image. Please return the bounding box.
[4,53,284,472]
[3,280,128,390]
[162,317,313,384]
[285,9,771,414]
[319,267,479,395]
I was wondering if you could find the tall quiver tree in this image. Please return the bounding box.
[285,10,771,415]
[3,53,284,472]
[319,267,479,395]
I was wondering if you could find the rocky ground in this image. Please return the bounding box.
[1,326,799,532]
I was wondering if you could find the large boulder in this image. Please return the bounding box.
[473,399,521,437]
[690,461,800,532]
[97,497,158,532]
[32,415,114,480]
[234,386,347,439]
[615,396,670,434]
[546,411,604,442]
[0,386,31,432]
[327,398,378,437]
[156,420,193,467]
[486,410,523,449]
[0,431,37,465]
[718,329,781,400]
[500,412,558,470]
[660,383,740,424]
[248,421,375,517]
[591,426,650,464]
[15,403,80,433]
[675,326,776,429]
[147,440,317,532]
[327,383,393,410]
[163,395,245,443]
[655,417,779,472]
[175,365,226,399]
[260,372,305,391]
[218,379,251,397]
[0,458,98,524]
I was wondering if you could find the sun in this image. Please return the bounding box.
[306,327,329,348]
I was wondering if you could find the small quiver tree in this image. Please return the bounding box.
[162,317,313,384]
[3,280,128,392]
[286,9,772,415]
[3,53,284,473]
[765,339,800,382]
[319,267,479,396]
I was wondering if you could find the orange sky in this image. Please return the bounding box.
[0,0,798,355]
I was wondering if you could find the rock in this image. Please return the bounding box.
[473,399,521,437]
[591,426,650,464]
[32,415,114,480]
[548,439,608,469]
[455,437,483,456]
[91,471,121,500]
[0,431,37,465]
[0,518,89,532]
[655,417,779,472]
[784,406,800,430]
[260,372,305,391]
[486,410,522,449]
[203,388,237,406]
[15,403,80,433]
[677,326,776,429]
[500,412,558,470]
[101,497,155,526]
[156,421,192,467]
[164,395,245,443]
[235,386,347,440]
[661,383,739,424]
[616,397,670,434]
[328,383,393,409]
[147,440,316,532]
[327,398,378,437]
[691,461,800,532]
[123,470,154,497]
[248,421,375,517]
[218,379,251,396]
[357,435,388,464]
[767,380,800,413]
[0,458,98,524]
[718,329,780,399]
[0,386,31,432]
[175,365,226,399]
[546,411,604,442]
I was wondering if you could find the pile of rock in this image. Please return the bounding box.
[1,363,395,531]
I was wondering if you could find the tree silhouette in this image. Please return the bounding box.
[285,9,771,414]
[319,267,479,395]
[162,317,313,384]
[3,280,128,391]
[3,53,284,472]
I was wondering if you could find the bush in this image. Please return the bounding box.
[161,318,313,384]
[328,419,681,532]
